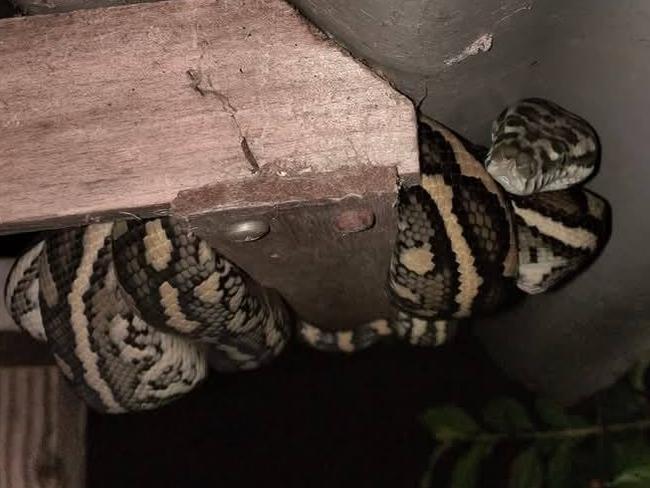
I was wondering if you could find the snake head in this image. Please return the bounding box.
[486,146,542,195]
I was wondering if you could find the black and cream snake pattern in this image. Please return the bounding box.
[3,98,611,413]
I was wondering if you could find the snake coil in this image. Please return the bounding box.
[4,98,610,413]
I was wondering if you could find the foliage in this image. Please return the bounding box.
[420,376,650,487]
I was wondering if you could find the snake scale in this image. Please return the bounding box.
[4,98,610,413]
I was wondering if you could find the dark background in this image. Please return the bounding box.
[0,0,16,16]
[87,332,523,488]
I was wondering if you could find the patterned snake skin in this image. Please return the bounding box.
[512,188,610,294]
[5,221,290,412]
[111,218,292,372]
[487,98,609,294]
[299,102,609,351]
[7,224,208,413]
[388,117,518,319]
[3,98,610,412]
[486,98,599,195]
[297,117,520,352]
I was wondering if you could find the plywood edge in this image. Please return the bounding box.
[0,205,172,236]
[0,366,86,488]
[173,165,400,218]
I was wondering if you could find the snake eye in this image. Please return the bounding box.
[515,153,537,178]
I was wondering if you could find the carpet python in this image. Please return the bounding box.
[5,221,291,413]
[300,102,608,351]
[485,98,599,195]
[3,98,610,412]
[299,116,519,352]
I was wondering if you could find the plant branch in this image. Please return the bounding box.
[420,444,450,488]
[443,419,650,444]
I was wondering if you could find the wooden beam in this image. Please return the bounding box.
[1,265,86,488]
[0,0,418,234]
[10,0,154,15]
[0,367,86,488]
[0,0,418,328]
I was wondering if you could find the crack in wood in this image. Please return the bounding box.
[186,68,237,113]
[240,137,260,173]
[186,68,259,174]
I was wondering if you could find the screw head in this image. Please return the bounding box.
[225,220,270,242]
[334,209,375,233]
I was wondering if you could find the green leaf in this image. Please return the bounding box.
[509,447,543,488]
[450,442,494,488]
[422,406,480,441]
[599,382,649,424]
[535,398,572,428]
[536,398,589,430]
[483,397,534,433]
[629,361,649,393]
[547,441,575,488]
[609,464,650,487]
[613,439,650,474]
[628,348,650,392]
[566,415,590,428]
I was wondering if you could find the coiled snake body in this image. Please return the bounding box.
[4,98,610,412]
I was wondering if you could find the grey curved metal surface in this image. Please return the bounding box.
[292,0,650,403]
[291,0,539,141]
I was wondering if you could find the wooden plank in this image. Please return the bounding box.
[0,366,86,488]
[0,0,418,234]
[11,0,155,15]
[1,260,85,487]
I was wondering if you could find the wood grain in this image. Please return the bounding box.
[0,367,86,488]
[0,0,418,234]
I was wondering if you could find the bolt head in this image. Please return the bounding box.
[225,220,270,242]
